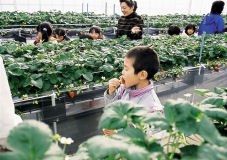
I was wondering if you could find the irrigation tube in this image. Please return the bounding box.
[199,31,206,64]
[191,31,206,104]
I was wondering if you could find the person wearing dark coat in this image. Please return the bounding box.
[116,0,144,40]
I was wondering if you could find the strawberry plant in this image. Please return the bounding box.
[72,87,227,160]
[0,34,226,97]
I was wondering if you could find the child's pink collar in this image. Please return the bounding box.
[129,81,154,98]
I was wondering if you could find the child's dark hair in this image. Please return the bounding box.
[36,22,53,42]
[185,23,196,35]
[211,0,225,14]
[89,26,101,34]
[126,46,160,80]
[120,0,137,12]
[168,25,181,36]
[89,26,104,39]
[55,28,70,41]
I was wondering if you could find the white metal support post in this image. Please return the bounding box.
[188,0,192,15]
[82,3,84,13]
[105,2,107,16]
[51,91,57,134]
[113,4,116,34]
[146,18,149,34]
[87,3,88,17]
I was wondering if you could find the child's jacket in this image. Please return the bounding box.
[104,81,163,112]
[198,14,224,35]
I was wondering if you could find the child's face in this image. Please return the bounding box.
[56,34,64,42]
[122,57,140,88]
[90,30,100,40]
[187,29,194,35]
[36,32,42,42]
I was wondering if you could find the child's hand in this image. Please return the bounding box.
[108,78,120,95]
[102,129,116,136]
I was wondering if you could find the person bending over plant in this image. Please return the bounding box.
[168,25,181,36]
[34,22,53,45]
[103,46,163,136]
[79,26,104,40]
[54,28,70,43]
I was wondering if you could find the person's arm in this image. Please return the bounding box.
[217,17,225,33]
[104,78,122,106]
[129,17,144,39]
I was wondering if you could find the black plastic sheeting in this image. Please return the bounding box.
[19,66,227,154]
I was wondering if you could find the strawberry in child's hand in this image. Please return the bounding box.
[69,91,75,99]
[120,76,125,84]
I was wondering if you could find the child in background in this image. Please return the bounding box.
[198,0,225,35]
[103,46,163,136]
[184,23,196,36]
[168,25,181,36]
[79,26,104,40]
[34,22,53,45]
[54,28,70,43]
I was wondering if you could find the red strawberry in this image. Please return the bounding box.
[215,67,220,72]
[120,77,125,84]
[69,91,75,98]
[161,68,164,73]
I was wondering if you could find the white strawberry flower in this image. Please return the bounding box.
[60,137,74,145]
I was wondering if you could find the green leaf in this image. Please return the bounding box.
[198,115,220,145]
[117,128,145,140]
[214,87,225,95]
[56,65,63,71]
[102,64,114,72]
[181,143,227,160]
[43,143,64,160]
[85,135,150,160]
[0,120,53,160]
[82,72,93,81]
[202,107,227,121]
[31,74,42,80]
[74,70,82,79]
[42,81,51,91]
[194,89,211,97]
[31,78,43,89]
[7,64,23,76]
[175,117,199,136]
[143,112,171,130]
[164,99,201,123]
[180,145,199,160]
[201,97,224,108]
[99,101,144,130]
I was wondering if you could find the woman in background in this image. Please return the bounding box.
[116,0,144,40]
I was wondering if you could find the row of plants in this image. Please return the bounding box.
[143,14,227,28]
[1,11,226,29]
[0,11,116,29]
[0,34,226,97]
[72,87,227,160]
[0,87,226,160]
